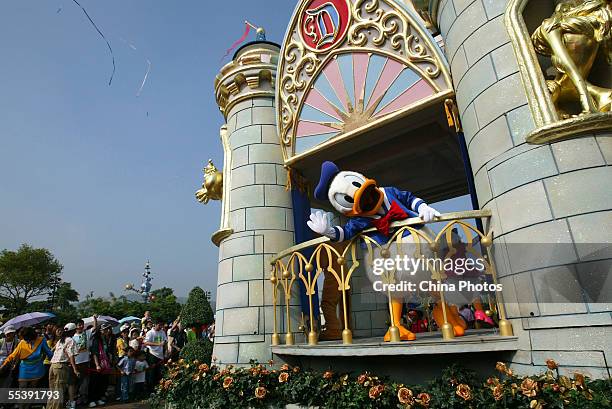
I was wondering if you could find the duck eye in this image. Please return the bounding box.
[344,195,354,203]
[352,181,361,188]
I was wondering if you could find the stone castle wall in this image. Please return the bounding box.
[437,0,612,378]
[212,43,300,366]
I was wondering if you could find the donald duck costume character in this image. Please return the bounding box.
[308,161,443,341]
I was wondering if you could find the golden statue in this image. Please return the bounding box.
[195,159,223,204]
[532,0,611,118]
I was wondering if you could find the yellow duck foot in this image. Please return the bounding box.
[383,325,416,342]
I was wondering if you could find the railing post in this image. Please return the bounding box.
[269,264,280,346]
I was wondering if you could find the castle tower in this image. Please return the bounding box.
[211,40,297,366]
[436,0,611,377]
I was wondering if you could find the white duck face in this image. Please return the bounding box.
[328,170,384,217]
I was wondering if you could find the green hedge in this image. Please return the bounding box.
[178,338,213,363]
[150,359,611,409]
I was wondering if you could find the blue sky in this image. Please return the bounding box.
[0,1,471,300]
[0,0,297,299]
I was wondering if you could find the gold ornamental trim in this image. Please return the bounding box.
[215,45,279,118]
[277,0,453,162]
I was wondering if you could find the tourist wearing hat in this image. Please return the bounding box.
[88,323,115,406]
[0,326,18,388]
[48,326,78,409]
[0,326,17,367]
[129,328,141,351]
[116,324,130,358]
[72,316,97,407]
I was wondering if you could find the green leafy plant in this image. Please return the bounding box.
[179,338,213,364]
[150,360,612,409]
[180,286,213,336]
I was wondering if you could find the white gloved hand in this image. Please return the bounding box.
[417,203,441,222]
[307,210,336,239]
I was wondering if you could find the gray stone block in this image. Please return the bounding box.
[255,163,278,184]
[220,235,255,260]
[230,126,262,149]
[264,185,293,208]
[222,307,260,336]
[217,281,249,309]
[260,230,295,254]
[529,326,612,358]
[438,0,457,37]
[230,185,265,211]
[461,102,480,144]
[531,265,588,315]
[474,167,493,206]
[212,343,238,364]
[232,146,249,169]
[450,45,469,89]
[226,113,237,134]
[511,272,540,318]
[524,312,612,329]
[456,55,497,114]
[235,108,252,129]
[249,144,284,164]
[503,220,577,273]
[551,137,605,173]
[544,166,612,218]
[246,207,287,230]
[491,42,519,80]
[261,124,280,144]
[218,258,233,285]
[506,104,535,145]
[276,164,288,185]
[232,164,256,188]
[445,0,487,61]
[596,134,612,164]
[494,181,552,233]
[463,16,509,65]
[452,0,475,15]
[249,280,264,306]
[532,350,607,368]
[474,73,528,127]
[251,106,276,126]
[232,254,265,281]
[482,0,507,19]
[568,211,612,261]
[575,260,612,308]
[253,98,274,107]
[286,208,295,231]
[230,208,246,232]
[488,146,557,197]
[468,116,514,173]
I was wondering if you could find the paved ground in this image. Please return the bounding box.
[102,401,150,409]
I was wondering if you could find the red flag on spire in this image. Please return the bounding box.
[220,22,251,63]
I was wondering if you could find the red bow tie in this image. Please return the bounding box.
[370,200,407,236]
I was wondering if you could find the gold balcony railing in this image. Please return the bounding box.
[268,210,514,346]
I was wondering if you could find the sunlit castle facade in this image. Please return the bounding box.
[198,0,612,381]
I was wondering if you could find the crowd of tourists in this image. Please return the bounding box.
[0,311,212,408]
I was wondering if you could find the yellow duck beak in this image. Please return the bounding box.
[345,179,384,217]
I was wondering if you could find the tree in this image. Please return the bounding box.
[75,287,183,324]
[181,287,214,338]
[0,244,63,315]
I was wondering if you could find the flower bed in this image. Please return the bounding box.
[150,359,611,409]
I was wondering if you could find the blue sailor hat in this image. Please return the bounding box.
[314,161,340,202]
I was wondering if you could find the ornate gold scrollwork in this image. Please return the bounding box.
[195,159,223,204]
[277,0,449,160]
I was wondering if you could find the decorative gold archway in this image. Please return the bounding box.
[276,0,453,163]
